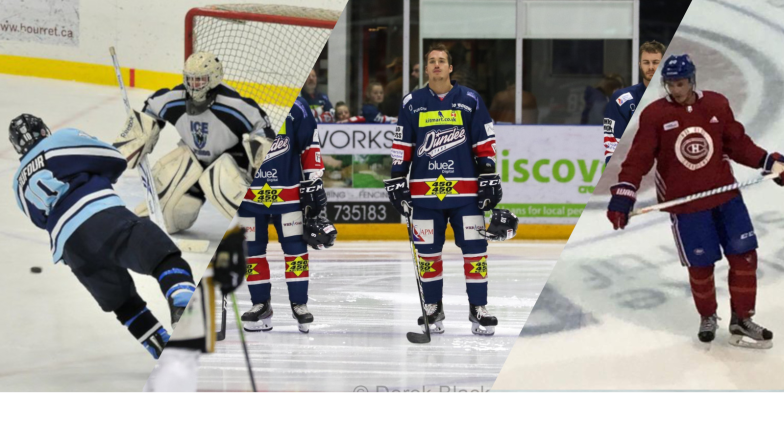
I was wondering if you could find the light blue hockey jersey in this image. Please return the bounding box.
[12,129,127,263]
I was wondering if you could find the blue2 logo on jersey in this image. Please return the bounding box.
[191,121,209,149]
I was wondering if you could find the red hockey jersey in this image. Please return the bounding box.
[618,90,768,214]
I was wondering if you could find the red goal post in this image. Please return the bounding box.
[184,4,340,131]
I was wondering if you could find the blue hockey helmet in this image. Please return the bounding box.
[9,114,51,158]
[661,54,696,84]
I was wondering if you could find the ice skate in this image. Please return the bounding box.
[697,314,719,343]
[291,303,314,333]
[142,327,170,359]
[242,300,273,332]
[417,300,445,334]
[469,304,497,336]
[729,312,773,349]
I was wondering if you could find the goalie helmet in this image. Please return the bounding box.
[183,52,224,115]
[479,208,519,242]
[9,114,51,158]
[303,216,337,250]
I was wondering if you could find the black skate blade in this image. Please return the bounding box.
[406,332,431,344]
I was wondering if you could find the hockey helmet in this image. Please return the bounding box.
[183,52,224,114]
[661,54,696,85]
[9,114,51,158]
[479,208,519,242]
[303,217,337,250]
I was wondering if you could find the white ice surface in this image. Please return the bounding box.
[493,0,784,391]
[0,74,227,391]
[198,240,562,392]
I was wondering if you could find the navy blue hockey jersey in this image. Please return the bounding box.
[143,84,275,166]
[604,82,646,165]
[13,129,127,263]
[392,81,497,209]
[241,97,324,215]
[301,90,334,122]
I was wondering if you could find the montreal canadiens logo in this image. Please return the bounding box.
[263,137,290,163]
[675,126,714,171]
[417,127,466,159]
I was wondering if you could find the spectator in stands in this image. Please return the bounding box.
[581,74,624,125]
[301,68,334,122]
[489,72,539,124]
[344,82,397,124]
[410,63,421,92]
[382,57,404,117]
[335,101,350,122]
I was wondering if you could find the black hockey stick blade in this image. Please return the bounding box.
[216,293,228,341]
[406,331,431,344]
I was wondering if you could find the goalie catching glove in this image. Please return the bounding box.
[479,208,519,241]
[113,110,161,168]
[242,133,274,171]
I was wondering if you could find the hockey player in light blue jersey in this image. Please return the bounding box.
[603,41,665,166]
[10,114,196,359]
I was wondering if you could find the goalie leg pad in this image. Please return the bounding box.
[199,153,250,220]
[150,144,204,233]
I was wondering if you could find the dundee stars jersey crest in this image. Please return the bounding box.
[392,81,497,209]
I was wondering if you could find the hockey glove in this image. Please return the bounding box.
[300,178,327,218]
[214,226,247,295]
[477,173,503,211]
[113,110,161,169]
[607,183,637,230]
[383,176,412,216]
[762,152,784,186]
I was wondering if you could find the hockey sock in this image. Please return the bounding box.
[417,252,443,304]
[154,254,196,308]
[464,253,488,305]
[727,250,758,319]
[284,252,309,304]
[114,296,168,351]
[246,254,271,304]
[688,265,717,317]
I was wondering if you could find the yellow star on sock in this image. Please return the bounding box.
[425,175,458,201]
[469,257,488,278]
[251,183,284,208]
[418,258,436,277]
[246,263,259,278]
[286,256,310,276]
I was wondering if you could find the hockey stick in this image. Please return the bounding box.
[629,173,777,218]
[229,291,257,392]
[404,211,431,344]
[216,292,228,341]
[108,47,210,254]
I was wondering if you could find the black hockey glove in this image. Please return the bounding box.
[477,173,502,211]
[300,178,327,218]
[384,176,413,216]
[762,152,784,186]
[213,226,247,295]
[607,183,637,230]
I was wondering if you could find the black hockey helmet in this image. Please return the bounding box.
[303,217,337,250]
[9,114,51,158]
[479,208,519,242]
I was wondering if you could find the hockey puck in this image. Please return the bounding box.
[30,266,42,274]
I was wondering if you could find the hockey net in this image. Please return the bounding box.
[185,4,340,132]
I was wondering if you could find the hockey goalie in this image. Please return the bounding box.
[114,52,276,233]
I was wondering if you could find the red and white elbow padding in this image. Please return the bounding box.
[246,255,270,285]
[417,253,443,282]
[463,253,488,283]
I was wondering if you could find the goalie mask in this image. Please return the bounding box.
[479,208,519,242]
[303,216,337,250]
[183,52,223,115]
[9,114,51,158]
